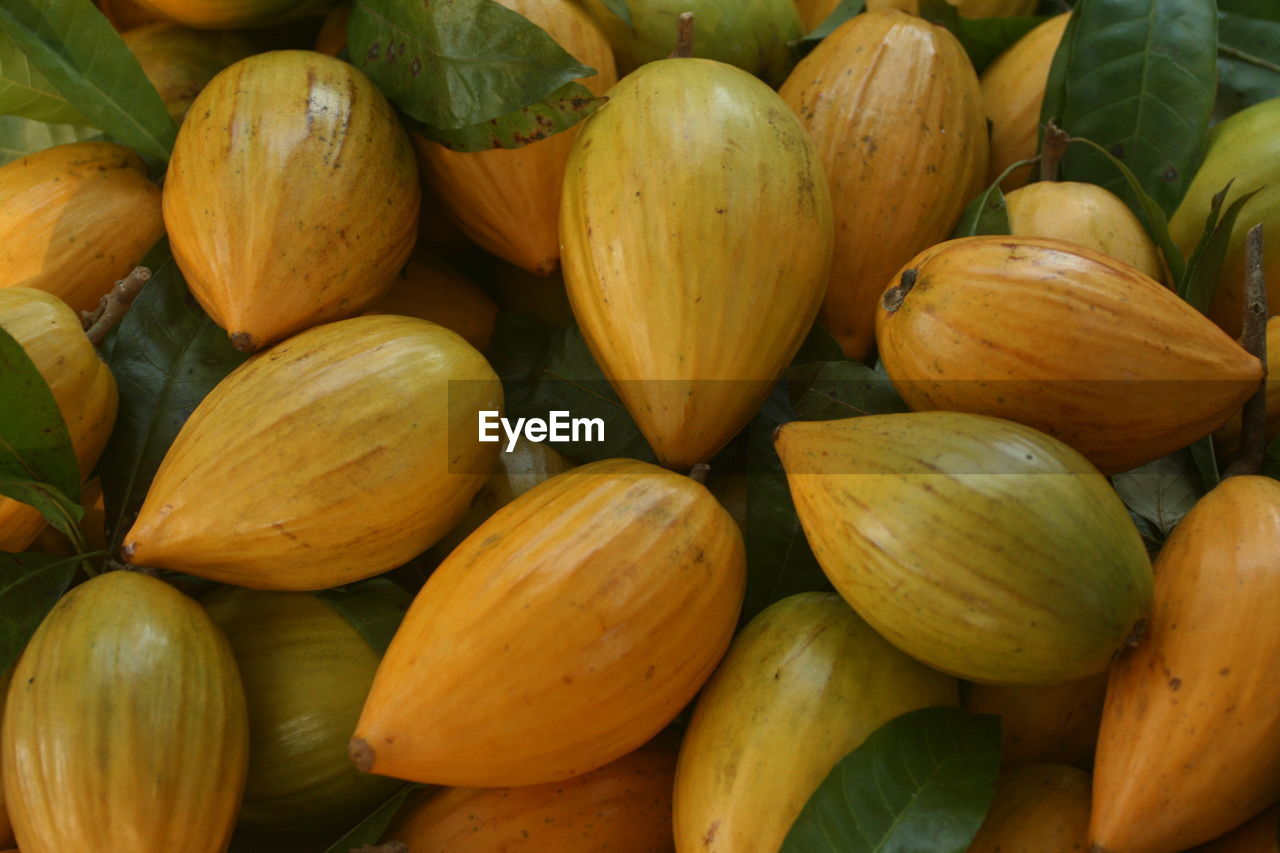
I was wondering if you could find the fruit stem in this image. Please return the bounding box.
[1225,224,1268,479]
[82,266,151,346]
[882,269,918,313]
[1040,121,1069,183]
[688,462,710,484]
[670,12,694,58]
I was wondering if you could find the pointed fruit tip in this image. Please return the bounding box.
[229,331,258,353]
[349,736,375,773]
[120,542,137,562]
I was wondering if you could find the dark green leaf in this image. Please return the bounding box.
[0,0,175,160]
[413,81,605,152]
[324,783,426,853]
[0,324,80,507]
[315,578,411,656]
[0,28,88,124]
[792,0,865,47]
[1186,434,1219,492]
[1111,447,1206,539]
[1179,182,1262,313]
[781,707,1002,853]
[792,323,846,365]
[599,0,633,28]
[0,551,77,672]
[0,114,96,164]
[918,0,1046,73]
[348,0,595,130]
[1217,8,1280,128]
[953,158,1042,239]
[786,360,909,421]
[1040,0,1217,219]
[0,476,83,545]
[99,241,250,554]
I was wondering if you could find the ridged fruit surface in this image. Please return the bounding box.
[779,10,987,360]
[203,588,401,833]
[122,315,501,589]
[968,765,1091,853]
[1169,97,1280,339]
[0,141,164,315]
[0,289,118,552]
[1198,804,1280,853]
[673,592,957,852]
[122,23,255,122]
[775,412,1153,686]
[1005,181,1163,281]
[875,236,1262,474]
[131,0,332,28]
[413,0,615,277]
[561,59,832,469]
[2,571,248,853]
[867,0,1037,15]
[964,673,1108,769]
[384,734,679,852]
[352,458,746,787]
[981,13,1070,188]
[163,50,419,352]
[1091,476,1280,853]
[362,254,498,351]
[582,0,803,84]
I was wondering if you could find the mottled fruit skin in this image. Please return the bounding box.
[775,412,1153,686]
[414,0,616,277]
[122,23,255,122]
[0,142,164,314]
[964,673,1108,769]
[779,10,988,360]
[132,0,333,28]
[362,254,498,352]
[674,592,957,852]
[2,572,248,853]
[1091,477,1280,853]
[968,765,1091,853]
[352,459,746,787]
[561,59,833,469]
[384,734,679,852]
[164,50,419,351]
[123,315,502,590]
[875,236,1262,474]
[0,289,117,552]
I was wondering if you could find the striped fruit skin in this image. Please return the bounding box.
[673,592,957,853]
[1091,477,1280,853]
[163,50,419,352]
[778,9,987,360]
[121,23,255,123]
[561,59,832,469]
[775,412,1153,686]
[352,458,746,787]
[968,765,1091,853]
[2,571,248,853]
[875,236,1262,474]
[964,673,1108,769]
[0,288,118,552]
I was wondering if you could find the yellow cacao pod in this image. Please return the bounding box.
[98,0,168,30]
[130,0,332,28]
[121,23,256,122]
[362,254,498,352]
[1197,804,1280,853]
[967,765,1091,853]
[964,673,1108,769]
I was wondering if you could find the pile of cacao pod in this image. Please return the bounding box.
[1,0,1278,850]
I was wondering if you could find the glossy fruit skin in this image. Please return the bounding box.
[0,142,164,315]
[1197,804,1280,853]
[1005,182,1164,281]
[1169,97,1280,340]
[981,13,1070,189]
[202,588,400,833]
[562,59,833,469]
[964,673,1108,769]
[968,765,1091,853]
[384,734,679,852]
[362,254,499,352]
[582,0,803,84]
[779,10,987,360]
[875,236,1262,474]
[0,289,118,552]
[414,0,615,277]
[122,23,255,122]
[775,412,1153,686]
[164,50,419,352]
[2,571,248,853]
[1091,476,1280,853]
[352,458,746,787]
[122,315,502,590]
[131,0,332,28]
[673,592,957,852]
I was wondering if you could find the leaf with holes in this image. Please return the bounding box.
[413,81,605,152]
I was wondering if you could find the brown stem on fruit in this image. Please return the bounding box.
[1226,224,1268,479]
[1040,121,1069,183]
[349,737,375,773]
[229,331,257,353]
[669,12,694,58]
[82,266,151,346]
[882,269,918,313]
[1123,618,1148,649]
[688,462,710,484]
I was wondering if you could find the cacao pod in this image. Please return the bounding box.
[1214,316,1280,461]
[122,23,256,122]
[98,0,168,29]
[362,254,498,352]
[122,315,501,589]
[775,412,1153,686]
[964,673,1108,769]
[130,0,332,28]
[314,2,349,54]
[1197,804,1280,853]
[967,764,1091,853]
[561,58,833,469]
[351,458,745,786]
[779,10,987,360]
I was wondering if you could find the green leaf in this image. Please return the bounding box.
[917,0,1046,73]
[0,113,96,165]
[1179,182,1262,313]
[324,784,427,853]
[1040,0,1217,219]
[99,240,250,554]
[1111,447,1206,541]
[413,81,606,152]
[792,323,846,365]
[781,707,1002,853]
[348,0,596,130]
[0,551,78,672]
[792,0,865,48]
[0,28,88,124]
[315,578,411,656]
[952,157,1045,239]
[787,360,908,421]
[1216,8,1280,128]
[0,476,84,546]
[599,0,633,28]
[0,0,175,161]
